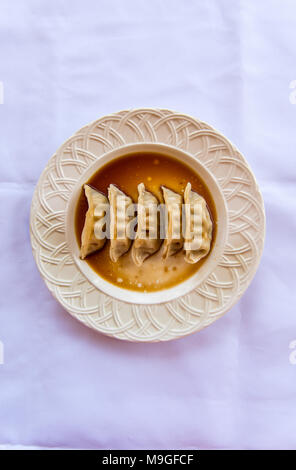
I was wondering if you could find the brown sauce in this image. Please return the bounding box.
[75,152,217,292]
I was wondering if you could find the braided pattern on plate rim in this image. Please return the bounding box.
[30,108,265,342]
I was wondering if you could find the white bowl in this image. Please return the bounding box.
[66,142,228,304]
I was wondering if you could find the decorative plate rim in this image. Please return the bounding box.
[30,108,266,342]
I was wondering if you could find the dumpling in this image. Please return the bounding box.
[80,184,109,259]
[132,183,162,266]
[161,186,183,258]
[108,184,134,262]
[184,182,213,264]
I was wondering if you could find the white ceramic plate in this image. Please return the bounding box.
[30,108,265,342]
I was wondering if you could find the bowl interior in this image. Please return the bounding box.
[66,142,228,305]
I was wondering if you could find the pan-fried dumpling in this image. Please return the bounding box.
[108,184,134,262]
[80,184,109,259]
[132,183,162,266]
[161,186,183,258]
[184,182,212,264]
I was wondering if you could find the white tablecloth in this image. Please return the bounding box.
[0,0,296,450]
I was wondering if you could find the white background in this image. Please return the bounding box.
[0,0,296,449]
